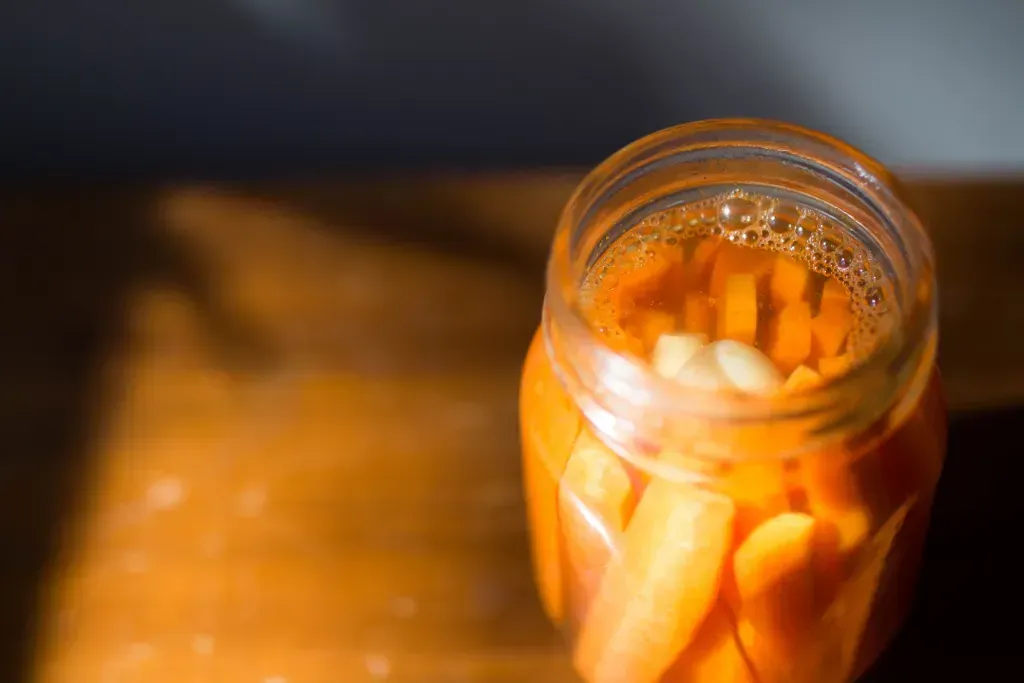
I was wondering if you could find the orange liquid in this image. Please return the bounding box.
[519,194,946,683]
[582,195,892,372]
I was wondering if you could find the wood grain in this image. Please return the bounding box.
[0,176,1018,683]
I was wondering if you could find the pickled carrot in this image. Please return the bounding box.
[520,330,582,622]
[800,453,873,557]
[816,499,915,682]
[574,481,734,683]
[559,430,637,620]
[769,254,810,308]
[709,243,774,299]
[818,353,854,378]
[811,305,853,358]
[688,237,722,289]
[731,513,818,683]
[718,273,759,345]
[521,452,567,622]
[733,513,817,601]
[820,278,848,308]
[783,364,823,393]
[720,461,791,543]
[683,293,714,337]
[768,301,812,373]
[660,601,755,683]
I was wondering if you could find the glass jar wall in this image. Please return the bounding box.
[519,120,945,683]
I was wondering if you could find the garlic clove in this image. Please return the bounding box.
[711,340,784,396]
[674,340,784,396]
[674,344,732,392]
[651,333,709,379]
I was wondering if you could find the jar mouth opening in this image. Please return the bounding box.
[545,119,938,460]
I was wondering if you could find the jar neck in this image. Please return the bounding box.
[544,119,938,463]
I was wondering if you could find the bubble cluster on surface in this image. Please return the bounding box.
[582,189,898,361]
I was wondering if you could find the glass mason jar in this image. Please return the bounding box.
[519,120,945,683]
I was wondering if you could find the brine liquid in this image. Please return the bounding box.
[578,190,898,377]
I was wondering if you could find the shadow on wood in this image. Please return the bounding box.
[0,189,263,679]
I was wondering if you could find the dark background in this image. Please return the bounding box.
[862,408,1016,680]
[2,0,1023,178]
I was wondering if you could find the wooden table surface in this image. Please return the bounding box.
[0,175,1020,682]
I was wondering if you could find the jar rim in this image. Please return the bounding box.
[545,119,938,461]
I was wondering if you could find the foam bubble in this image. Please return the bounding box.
[580,190,897,370]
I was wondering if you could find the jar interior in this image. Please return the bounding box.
[546,127,937,463]
[594,186,896,348]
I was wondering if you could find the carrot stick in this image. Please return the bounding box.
[732,513,819,683]
[720,461,791,544]
[800,452,873,557]
[770,254,810,308]
[815,499,915,682]
[559,429,637,625]
[684,293,714,337]
[688,237,723,290]
[520,329,582,622]
[718,273,759,345]
[819,278,848,309]
[660,601,756,683]
[783,365,823,393]
[709,243,774,299]
[811,304,853,358]
[768,302,812,374]
[574,481,735,683]
[818,354,854,378]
